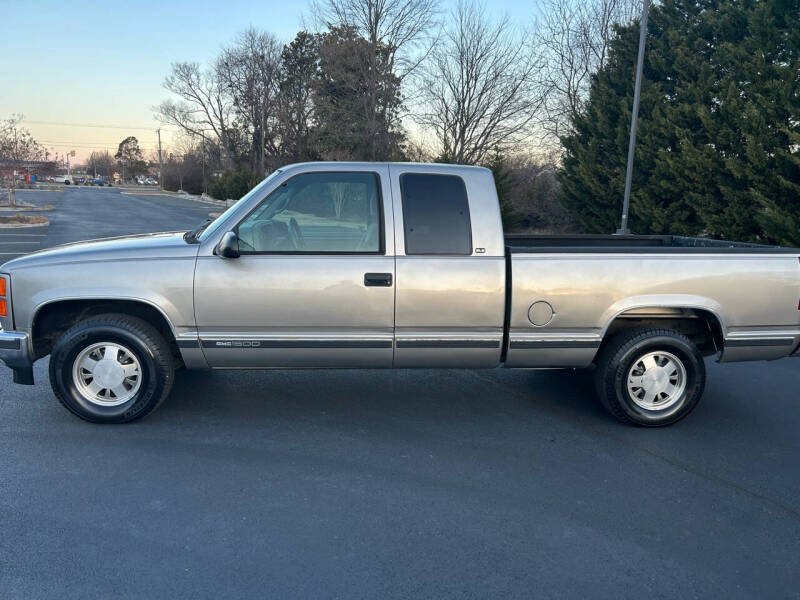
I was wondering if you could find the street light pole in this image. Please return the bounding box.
[157,128,163,190]
[617,0,650,235]
[9,127,18,207]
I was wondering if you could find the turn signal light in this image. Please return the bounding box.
[0,278,5,297]
[0,299,6,318]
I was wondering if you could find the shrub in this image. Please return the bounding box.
[208,169,256,201]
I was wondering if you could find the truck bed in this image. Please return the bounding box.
[503,233,800,370]
[505,234,800,254]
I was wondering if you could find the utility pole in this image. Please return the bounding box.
[617,0,650,235]
[201,132,207,195]
[157,128,163,190]
[260,109,265,178]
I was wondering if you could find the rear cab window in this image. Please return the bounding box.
[399,173,472,255]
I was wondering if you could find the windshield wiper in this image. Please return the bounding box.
[184,218,212,244]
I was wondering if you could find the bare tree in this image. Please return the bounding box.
[416,1,544,165]
[156,62,237,167]
[403,136,435,162]
[216,28,283,176]
[313,0,439,77]
[501,152,573,232]
[0,116,42,207]
[166,134,198,191]
[87,150,115,178]
[534,0,641,145]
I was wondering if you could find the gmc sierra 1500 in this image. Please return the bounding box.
[1,162,799,425]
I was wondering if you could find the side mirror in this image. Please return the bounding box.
[216,231,240,258]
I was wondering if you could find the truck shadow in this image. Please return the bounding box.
[160,367,609,431]
[149,359,800,443]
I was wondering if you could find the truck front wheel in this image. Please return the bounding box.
[594,328,705,426]
[49,314,175,423]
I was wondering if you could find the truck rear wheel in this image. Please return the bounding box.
[594,328,705,426]
[49,314,174,423]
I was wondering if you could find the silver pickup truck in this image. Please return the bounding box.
[2,162,799,425]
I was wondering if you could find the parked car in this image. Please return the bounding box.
[145,177,157,185]
[89,178,106,186]
[48,175,71,184]
[74,177,86,185]
[1,162,799,425]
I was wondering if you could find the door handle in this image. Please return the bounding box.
[364,273,393,287]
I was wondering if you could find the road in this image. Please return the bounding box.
[2,188,800,599]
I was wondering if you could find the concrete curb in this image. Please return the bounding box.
[0,205,55,212]
[192,195,236,208]
[123,190,235,208]
[7,188,64,193]
[0,220,50,228]
[121,192,178,198]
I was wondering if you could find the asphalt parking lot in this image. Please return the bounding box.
[2,187,800,599]
[0,187,213,257]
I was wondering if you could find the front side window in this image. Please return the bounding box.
[237,172,383,253]
[198,169,283,242]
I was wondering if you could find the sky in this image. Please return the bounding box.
[0,0,533,163]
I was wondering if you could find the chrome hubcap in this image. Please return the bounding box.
[72,342,141,406]
[626,351,686,411]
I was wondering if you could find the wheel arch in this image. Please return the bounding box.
[31,297,180,362]
[599,303,725,359]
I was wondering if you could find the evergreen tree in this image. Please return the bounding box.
[278,31,320,163]
[739,0,800,246]
[313,26,404,161]
[560,0,800,243]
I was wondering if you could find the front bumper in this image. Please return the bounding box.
[0,331,34,384]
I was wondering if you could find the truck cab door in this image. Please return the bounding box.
[390,165,506,368]
[193,166,395,368]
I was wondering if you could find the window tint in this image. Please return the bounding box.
[400,174,472,255]
[237,172,382,253]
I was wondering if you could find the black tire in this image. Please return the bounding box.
[594,328,705,427]
[49,313,175,423]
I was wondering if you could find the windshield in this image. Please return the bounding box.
[196,170,283,242]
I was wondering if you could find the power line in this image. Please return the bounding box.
[23,119,176,132]
[39,139,161,146]
[40,142,160,150]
